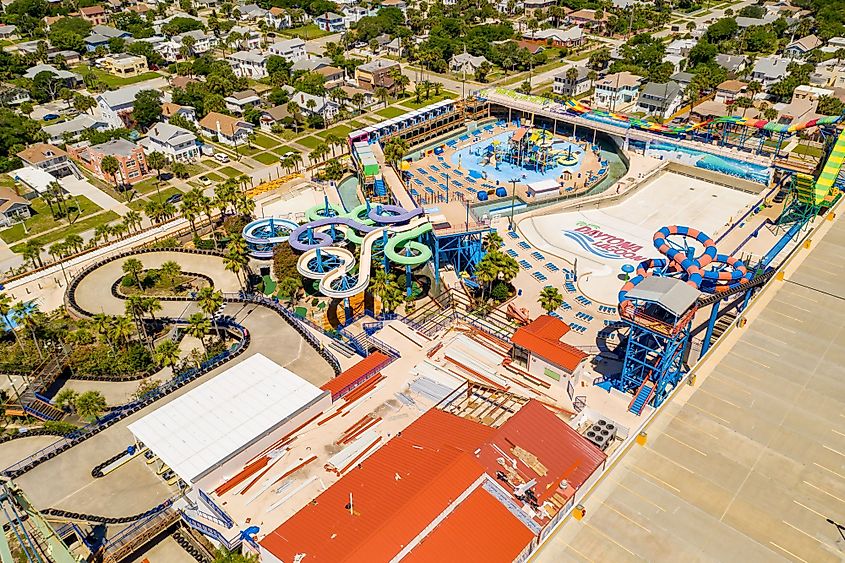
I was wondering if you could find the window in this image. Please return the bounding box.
[128,170,139,178]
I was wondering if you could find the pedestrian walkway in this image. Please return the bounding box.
[61,176,130,216]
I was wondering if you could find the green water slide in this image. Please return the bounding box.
[806,128,845,205]
[385,222,434,266]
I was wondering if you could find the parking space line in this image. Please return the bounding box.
[803,480,845,504]
[813,461,845,481]
[741,340,782,356]
[830,428,845,438]
[663,433,708,457]
[793,499,827,519]
[769,309,805,325]
[769,541,810,563]
[729,351,770,370]
[566,544,595,563]
[631,465,681,493]
[647,447,695,474]
[617,482,666,512]
[671,414,721,441]
[605,503,652,533]
[686,402,732,425]
[584,522,642,559]
[782,520,822,544]
[696,387,742,409]
[823,444,845,458]
[706,373,753,396]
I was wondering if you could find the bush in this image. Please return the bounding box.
[195,238,216,250]
[149,236,179,249]
[142,271,159,287]
[223,214,250,237]
[273,243,301,281]
[43,421,79,435]
[68,343,153,377]
[490,281,510,302]
[121,274,135,287]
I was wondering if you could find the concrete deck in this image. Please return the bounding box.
[536,213,845,562]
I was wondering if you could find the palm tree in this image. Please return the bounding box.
[92,313,116,351]
[142,297,162,324]
[747,80,762,100]
[483,231,504,252]
[75,391,107,421]
[224,242,249,290]
[277,277,301,305]
[111,315,136,347]
[324,133,341,157]
[160,260,182,286]
[122,257,145,292]
[197,287,224,339]
[565,66,578,96]
[154,340,181,373]
[383,138,409,167]
[180,189,203,239]
[195,191,218,247]
[94,223,112,245]
[53,388,78,411]
[100,155,123,195]
[474,260,497,301]
[125,294,151,347]
[375,86,390,109]
[538,286,563,313]
[146,151,168,200]
[64,233,84,253]
[0,293,25,353]
[12,301,43,359]
[124,210,142,233]
[23,240,45,269]
[185,312,211,353]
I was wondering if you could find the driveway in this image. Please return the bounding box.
[61,175,130,216]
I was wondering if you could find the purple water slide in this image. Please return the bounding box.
[288,217,377,251]
[367,205,425,225]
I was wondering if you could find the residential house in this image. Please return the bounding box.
[517,40,544,55]
[139,122,199,162]
[715,53,749,75]
[287,88,339,121]
[67,138,150,185]
[315,65,345,88]
[16,143,78,178]
[524,0,556,12]
[80,5,109,26]
[752,56,790,88]
[266,7,292,29]
[344,6,377,28]
[313,12,345,33]
[197,112,253,146]
[663,54,684,74]
[258,105,291,131]
[98,53,149,77]
[0,24,17,40]
[338,84,375,108]
[813,59,845,89]
[42,114,109,144]
[96,84,153,128]
[449,53,489,75]
[735,14,777,28]
[593,71,643,110]
[0,187,32,228]
[523,26,584,47]
[637,81,683,119]
[385,37,403,57]
[227,50,269,79]
[380,0,406,11]
[0,83,30,106]
[224,89,262,114]
[553,66,590,97]
[355,59,400,91]
[161,102,197,123]
[785,34,822,60]
[84,24,131,51]
[48,50,81,65]
[714,79,747,103]
[821,36,845,54]
[567,9,608,32]
[13,40,41,56]
[665,38,696,58]
[670,71,693,90]
[268,38,306,62]
[153,40,181,62]
[169,76,199,90]
[235,3,268,20]
[175,30,215,55]
[292,55,332,73]
[228,25,262,50]
[23,64,82,87]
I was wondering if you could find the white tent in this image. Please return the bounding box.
[128,353,329,484]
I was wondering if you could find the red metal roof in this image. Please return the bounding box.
[320,352,391,399]
[259,409,490,562]
[511,315,588,371]
[403,487,534,562]
[511,127,529,142]
[477,399,606,503]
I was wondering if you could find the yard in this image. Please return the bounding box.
[74,66,163,88]
[218,166,242,178]
[0,195,103,244]
[252,133,280,149]
[376,106,410,119]
[297,136,322,149]
[273,146,300,156]
[253,152,281,166]
[398,91,458,110]
[279,24,332,40]
[10,210,120,252]
[317,124,354,139]
[128,186,185,211]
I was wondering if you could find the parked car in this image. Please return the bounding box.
[214,152,230,163]
[166,193,183,204]
[42,114,60,121]
[198,176,212,186]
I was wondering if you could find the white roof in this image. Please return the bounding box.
[527,178,560,193]
[128,353,327,483]
[12,166,55,193]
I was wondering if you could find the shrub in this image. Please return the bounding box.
[43,421,79,435]
[490,281,510,302]
[223,215,250,237]
[121,274,135,287]
[195,238,216,250]
[273,243,300,281]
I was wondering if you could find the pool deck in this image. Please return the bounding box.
[535,207,845,563]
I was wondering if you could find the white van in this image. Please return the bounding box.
[214,152,230,163]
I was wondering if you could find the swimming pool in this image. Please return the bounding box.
[635,140,771,184]
[450,131,586,184]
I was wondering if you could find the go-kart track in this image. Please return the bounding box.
[518,170,759,302]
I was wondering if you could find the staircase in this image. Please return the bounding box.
[374,177,386,197]
[22,396,64,421]
[707,308,738,349]
[628,380,655,415]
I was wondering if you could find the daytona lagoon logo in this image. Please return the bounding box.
[563,224,649,261]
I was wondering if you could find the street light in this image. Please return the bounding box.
[509,178,519,230]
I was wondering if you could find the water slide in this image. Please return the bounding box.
[243,217,301,259]
[296,217,431,299]
[808,128,845,205]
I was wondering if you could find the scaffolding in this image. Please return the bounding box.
[427,224,489,286]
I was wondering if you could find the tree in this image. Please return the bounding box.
[383,137,408,167]
[185,311,211,353]
[375,86,390,109]
[0,293,25,353]
[224,238,248,290]
[474,61,492,83]
[23,240,44,269]
[100,155,123,192]
[65,233,84,253]
[147,151,168,198]
[277,276,301,305]
[160,260,182,285]
[197,287,224,339]
[474,259,497,302]
[75,390,107,421]
[53,388,79,411]
[370,268,403,313]
[213,549,258,563]
[483,231,503,252]
[122,257,145,292]
[124,210,143,233]
[153,339,181,373]
[538,286,563,313]
[132,90,164,131]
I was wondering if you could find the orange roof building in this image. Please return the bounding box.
[260,402,605,562]
[511,315,588,378]
[320,352,392,400]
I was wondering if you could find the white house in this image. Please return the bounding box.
[287,88,339,121]
[175,30,216,54]
[42,114,109,144]
[235,3,268,21]
[266,7,292,29]
[449,52,489,74]
[553,66,591,97]
[224,89,262,114]
[269,38,306,62]
[593,71,642,110]
[665,38,696,57]
[229,25,263,50]
[343,6,377,28]
[227,50,270,79]
[140,122,199,162]
[198,112,254,146]
[636,81,683,120]
[524,26,584,47]
[313,12,345,33]
[752,56,790,88]
[96,85,154,129]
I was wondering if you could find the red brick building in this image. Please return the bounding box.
[80,5,109,25]
[67,138,149,185]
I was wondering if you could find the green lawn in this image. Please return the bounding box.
[399,91,458,110]
[347,120,366,129]
[0,195,103,244]
[297,136,322,149]
[376,106,410,119]
[128,186,184,211]
[218,166,242,178]
[252,133,280,149]
[253,152,281,165]
[317,124,354,139]
[10,210,120,252]
[74,66,162,88]
[131,177,164,195]
[183,163,206,177]
[202,172,224,182]
[279,24,331,39]
[273,146,299,156]
[236,144,262,156]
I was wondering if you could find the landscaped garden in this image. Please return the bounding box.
[0,195,103,244]
[118,258,211,297]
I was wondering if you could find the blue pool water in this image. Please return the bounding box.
[450,131,586,185]
[637,140,771,185]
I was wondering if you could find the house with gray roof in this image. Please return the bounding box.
[96,84,154,128]
[752,56,790,88]
[42,114,110,144]
[23,64,82,87]
[715,54,749,74]
[84,25,131,51]
[449,52,489,75]
[636,81,683,119]
[139,122,199,162]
